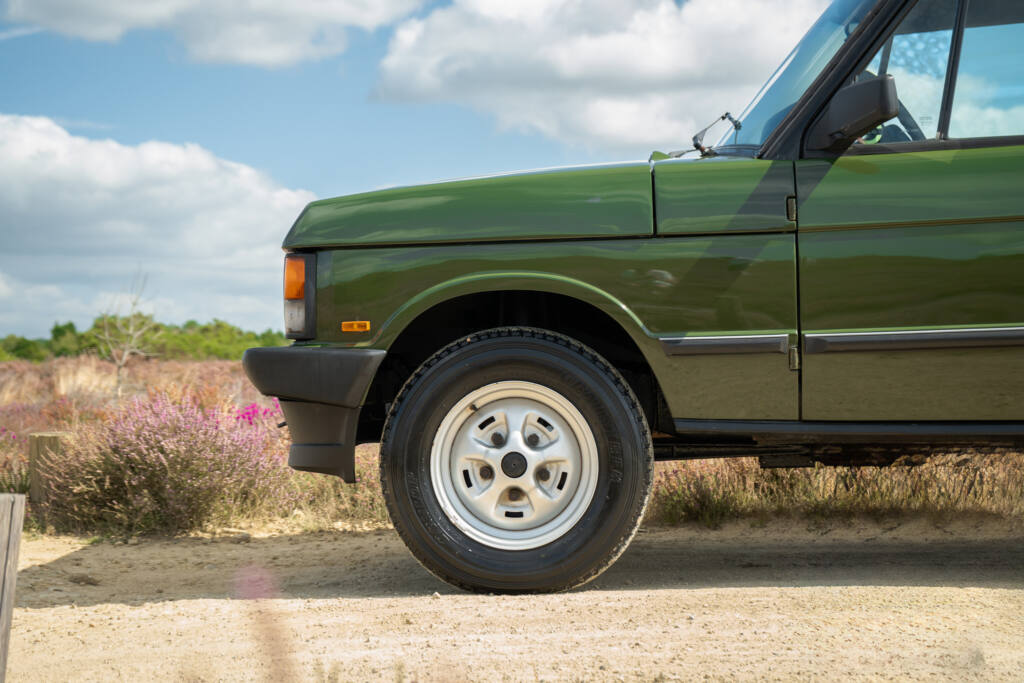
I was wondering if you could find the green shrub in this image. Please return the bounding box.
[0,318,287,362]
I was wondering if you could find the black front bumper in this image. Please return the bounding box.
[242,346,386,482]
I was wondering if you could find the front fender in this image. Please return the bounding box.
[375,271,655,351]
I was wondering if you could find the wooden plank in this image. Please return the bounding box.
[0,494,25,682]
[27,432,68,519]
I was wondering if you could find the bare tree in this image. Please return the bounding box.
[95,274,161,396]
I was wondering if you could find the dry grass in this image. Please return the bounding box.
[0,361,49,406]
[53,355,117,398]
[648,450,1024,528]
[0,355,263,407]
[0,356,116,404]
[2,356,1023,533]
[284,444,390,530]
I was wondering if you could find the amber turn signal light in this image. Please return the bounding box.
[284,255,305,300]
[341,321,371,333]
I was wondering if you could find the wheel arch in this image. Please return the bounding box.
[373,272,654,349]
[358,277,670,443]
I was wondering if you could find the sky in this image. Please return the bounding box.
[0,0,828,338]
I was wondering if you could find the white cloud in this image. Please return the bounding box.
[0,24,40,41]
[949,103,1024,138]
[51,118,114,132]
[887,67,946,138]
[948,73,1024,139]
[4,0,423,66]
[377,0,829,152]
[0,114,315,337]
[0,270,91,334]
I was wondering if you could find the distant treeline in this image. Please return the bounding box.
[0,318,287,362]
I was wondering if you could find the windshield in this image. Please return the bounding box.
[716,0,876,148]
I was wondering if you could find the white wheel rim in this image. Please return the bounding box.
[430,381,599,550]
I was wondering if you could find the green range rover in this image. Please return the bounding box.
[244,0,1024,592]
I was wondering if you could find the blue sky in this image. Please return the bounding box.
[0,0,826,338]
[1,6,598,213]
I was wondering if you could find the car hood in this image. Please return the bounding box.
[282,161,653,249]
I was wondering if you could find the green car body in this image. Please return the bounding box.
[294,156,804,424]
[258,140,1023,439]
[243,0,1023,590]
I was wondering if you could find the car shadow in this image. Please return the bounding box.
[593,530,1024,592]
[17,526,1024,609]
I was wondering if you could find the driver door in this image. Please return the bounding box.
[796,0,1024,421]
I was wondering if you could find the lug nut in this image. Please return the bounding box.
[526,433,540,448]
[507,488,523,502]
[537,468,550,482]
[491,432,506,447]
[480,465,494,480]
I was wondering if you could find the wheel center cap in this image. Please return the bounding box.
[501,452,528,478]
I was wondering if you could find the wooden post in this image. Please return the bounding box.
[0,494,25,682]
[27,432,67,520]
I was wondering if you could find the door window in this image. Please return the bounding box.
[856,0,956,144]
[948,2,1024,138]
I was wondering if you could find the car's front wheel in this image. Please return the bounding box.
[380,327,653,593]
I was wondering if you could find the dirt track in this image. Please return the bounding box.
[9,518,1024,681]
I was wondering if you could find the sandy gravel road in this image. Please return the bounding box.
[8,518,1024,681]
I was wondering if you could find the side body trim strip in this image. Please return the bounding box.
[805,326,1024,354]
[672,418,1024,443]
[661,334,789,356]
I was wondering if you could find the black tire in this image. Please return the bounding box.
[380,327,653,593]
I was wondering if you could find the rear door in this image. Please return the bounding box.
[796,0,1024,421]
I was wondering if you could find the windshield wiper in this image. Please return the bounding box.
[649,111,743,161]
[692,112,742,157]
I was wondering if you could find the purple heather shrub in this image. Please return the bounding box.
[41,392,294,534]
[235,399,282,426]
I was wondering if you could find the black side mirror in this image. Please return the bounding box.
[806,75,899,153]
